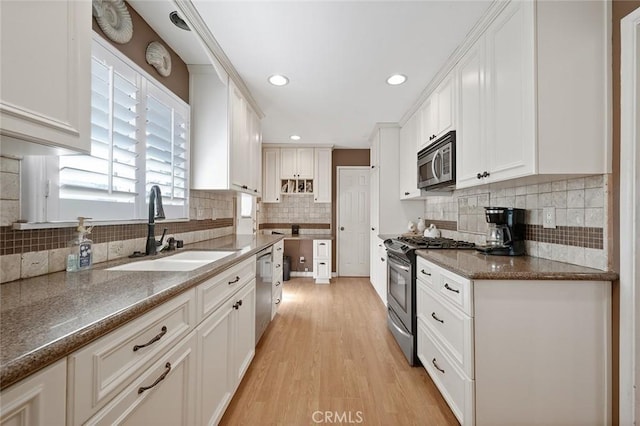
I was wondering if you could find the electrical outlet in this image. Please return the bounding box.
[543,207,556,229]
[300,256,305,263]
[305,267,309,272]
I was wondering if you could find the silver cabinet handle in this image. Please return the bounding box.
[432,358,445,374]
[431,312,444,323]
[444,283,459,294]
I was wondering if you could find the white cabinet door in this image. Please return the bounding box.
[314,148,332,203]
[434,73,455,139]
[280,149,298,178]
[86,334,197,426]
[247,106,262,194]
[296,148,315,179]
[232,280,256,386]
[230,81,249,190]
[0,0,91,155]
[196,299,233,426]
[313,240,331,259]
[262,148,281,203]
[419,98,435,150]
[484,0,535,183]
[0,360,67,426]
[399,112,421,199]
[456,38,487,189]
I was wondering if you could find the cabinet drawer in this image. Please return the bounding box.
[86,333,197,425]
[437,269,472,316]
[313,260,331,280]
[313,240,331,259]
[68,290,195,425]
[416,258,439,286]
[417,281,474,378]
[273,241,284,262]
[417,320,474,426]
[197,257,255,321]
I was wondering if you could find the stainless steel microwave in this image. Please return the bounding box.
[417,131,456,190]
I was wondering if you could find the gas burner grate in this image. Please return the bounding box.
[396,236,476,249]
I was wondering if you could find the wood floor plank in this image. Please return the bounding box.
[220,277,459,426]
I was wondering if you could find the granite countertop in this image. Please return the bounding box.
[0,234,283,390]
[416,249,618,281]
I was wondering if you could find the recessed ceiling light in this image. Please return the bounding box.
[268,75,289,86]
[290,135,301,141]
[386,74,407,86]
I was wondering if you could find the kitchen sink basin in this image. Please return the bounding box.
[107,251,237,272]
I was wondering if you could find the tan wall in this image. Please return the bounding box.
[331,149,370,271]
[93,1,189,103]
[611,2,640,424]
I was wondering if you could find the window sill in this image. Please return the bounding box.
[12,218,190,230]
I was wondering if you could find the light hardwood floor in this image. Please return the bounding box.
[220,277,458,426]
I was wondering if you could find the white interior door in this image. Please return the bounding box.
[620,7,640,424]
[337,167,370,276]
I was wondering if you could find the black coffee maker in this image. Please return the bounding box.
[476,207,526,256]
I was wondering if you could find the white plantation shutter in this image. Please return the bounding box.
[50,37,189,221]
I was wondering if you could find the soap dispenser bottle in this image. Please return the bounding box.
[67,217,93,271]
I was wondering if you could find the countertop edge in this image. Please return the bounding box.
[415,250,619,282]
[0,235,283,390]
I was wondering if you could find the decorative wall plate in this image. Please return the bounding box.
[93,0,133,44]
[146,41,172,77]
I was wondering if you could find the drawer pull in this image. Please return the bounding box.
[277,247,282,251]
[421,269,431,276]
[320,262,326,265]
[431,312,444,323]
[432,358,445,374]
[275,281,281,286]
[138,362,171,394]
[444,283,459,294]
[276,264,281,268]
[275,298,281,305]
[133,326,167,352]
[228,276,240,285]
[319,242,326,246]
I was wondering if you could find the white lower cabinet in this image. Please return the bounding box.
[272,240,284,317]
[197,279,256,426]
[369,237,387,305]
[0,359,67,426]
[312,239,332,284]
[86,334,197,425]
[416,256,611,425]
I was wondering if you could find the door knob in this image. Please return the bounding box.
[340,227,344,231]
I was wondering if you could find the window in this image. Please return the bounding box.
[22,36,190,223]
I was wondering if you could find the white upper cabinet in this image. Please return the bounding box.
[399,112,421,199]
[280,148,314,179]
[313,148,332,203]
[262,148,281,203]
[0,0,91,155]
[456,0,609,189]
[419,73,456,150]
[190,66,262,194]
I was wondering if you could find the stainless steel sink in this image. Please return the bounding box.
[107,251,237,272]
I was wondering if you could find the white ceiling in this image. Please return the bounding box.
[128,1,491,148]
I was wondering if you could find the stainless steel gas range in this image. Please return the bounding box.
[384,236,475,366]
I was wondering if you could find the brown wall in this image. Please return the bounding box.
[611,2,640,424]
[283,240,314,273]
[93,1,190,103]
[331,149,371,272]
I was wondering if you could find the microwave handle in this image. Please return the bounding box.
[432,150,441,180]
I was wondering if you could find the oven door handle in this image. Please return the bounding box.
[388,258,410,273]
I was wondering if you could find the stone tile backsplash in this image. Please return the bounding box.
[422,175,610,270]
[260,194,331,224]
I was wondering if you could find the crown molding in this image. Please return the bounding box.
[173,0,265,119]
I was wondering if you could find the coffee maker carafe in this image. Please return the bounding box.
[477,207,525,256]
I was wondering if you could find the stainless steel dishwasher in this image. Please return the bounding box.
[255,247,273,344]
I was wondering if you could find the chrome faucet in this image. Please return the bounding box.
[146,185,166,255]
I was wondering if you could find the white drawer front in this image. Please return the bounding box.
[197,257,255,321]
[437,269,472,316]
[417,281,474,378]
[313,240,331,259]
[417,320,474,426]
[313,259,331,280]
[416,257,439,286]
[68,290,195,425]
[273,240,284,263]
